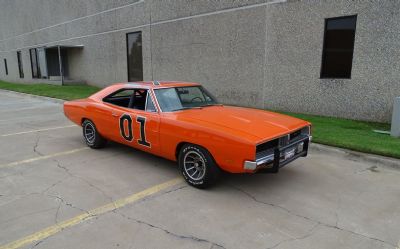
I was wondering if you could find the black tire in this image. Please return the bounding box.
[82,119,107,149]
[179,144,220,189]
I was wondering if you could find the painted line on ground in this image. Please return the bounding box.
[0,177,183,249]
[0,147,89,169]
[0,105,60,114]
[0,113,62,123]
[1,125,77,137]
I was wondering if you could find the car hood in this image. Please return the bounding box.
[173,105,310,143]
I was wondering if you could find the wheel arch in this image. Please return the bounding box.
[81,117,88,125]
[175,142,219,167]
[175,142,189,160]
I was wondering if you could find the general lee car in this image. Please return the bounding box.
[64,81,312,188]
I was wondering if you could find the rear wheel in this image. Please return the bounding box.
[179,144,220,188]
[82,119,107,149]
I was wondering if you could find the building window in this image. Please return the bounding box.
[321,15,357,79]
[30,48,41,78]
[4,59,8,75]
[17,51,24,78]
[126,31,143,81]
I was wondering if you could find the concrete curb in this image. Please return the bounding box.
[310,143,400,169]
[0,89,65,104]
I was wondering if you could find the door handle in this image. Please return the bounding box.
[111,113,119,117]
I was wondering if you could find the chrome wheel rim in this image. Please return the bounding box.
[183,151,206,181]
[84,122,95,144]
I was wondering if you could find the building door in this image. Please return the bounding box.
[37,47,48,78]
[126,31,143,81]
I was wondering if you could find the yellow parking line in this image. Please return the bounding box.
[0,177,183,249]
[1,125,77,137]
[0,148,89,169]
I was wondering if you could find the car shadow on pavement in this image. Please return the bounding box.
[219,165,305,190]
[87,140,304,191]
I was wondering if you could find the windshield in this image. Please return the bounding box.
[154,86,218,112]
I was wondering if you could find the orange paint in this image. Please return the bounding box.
[64,82,311,173]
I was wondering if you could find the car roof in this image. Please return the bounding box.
[89,81,203,101]
[115,81,201,89]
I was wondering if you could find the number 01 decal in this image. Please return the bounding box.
[119,114,151,147]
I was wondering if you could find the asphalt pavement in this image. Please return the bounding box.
[0,90,399,249]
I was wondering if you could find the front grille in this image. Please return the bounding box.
[256,138,278,161]
[256,148,275,161]
[279,135,290,147]
[256,138,278,153]
[290,129,301,141]
[256,126,310,161]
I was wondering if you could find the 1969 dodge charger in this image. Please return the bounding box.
[64,81,311,188]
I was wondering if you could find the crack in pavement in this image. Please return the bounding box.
[33,133,44,157]
[47,194,90,215]
[54,200,62,224]
[17,181,188,249]
[29,239,44,249]
[267,223,320,249]
[209,244,225,249]
[334,194,342,228]
[231,186,396,248]
[115,210,226,249]
[355,165,380,174]
[52,158,114,203]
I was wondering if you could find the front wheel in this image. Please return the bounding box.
[179,144,220,188]
[82,119,107,149]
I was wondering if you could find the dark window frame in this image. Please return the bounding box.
[103,87,157,112]
[17,51,24,78]
[103,88,136,107]
[29,48,41,78]
[126,31,143,82]
[320,15,357,79]
[4,58,8,75]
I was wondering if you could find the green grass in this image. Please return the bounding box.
[0,80,398,158]
[282,112,400,159]
[0,80,100,100]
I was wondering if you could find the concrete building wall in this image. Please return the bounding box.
[263,0,400,121]
[0,0,399,122]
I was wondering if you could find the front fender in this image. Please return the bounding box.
[159,118,255,173]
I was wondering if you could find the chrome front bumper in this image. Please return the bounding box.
[244,135,312,171]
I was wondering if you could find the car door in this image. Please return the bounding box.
[125,89,160,155]
[99,89,135,142]
[102,88,160,155]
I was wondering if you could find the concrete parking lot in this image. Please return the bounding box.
[0,90,399,249]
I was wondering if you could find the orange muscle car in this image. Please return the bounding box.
[64,81,312,188]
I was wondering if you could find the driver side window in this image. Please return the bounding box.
[103,89,134,108]
[103,88,156,112]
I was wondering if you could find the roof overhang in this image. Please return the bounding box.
[45,45,84,49]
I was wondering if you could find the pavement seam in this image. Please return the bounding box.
[114,209,226,249]
[231,186,396,248]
